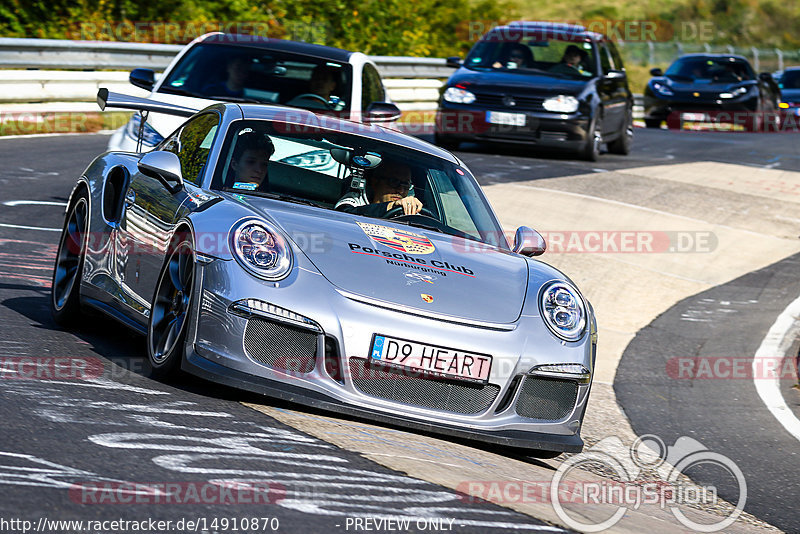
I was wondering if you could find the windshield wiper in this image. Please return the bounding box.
[209,95,265,104]
[391,218,446,234]
[224,189,323,208]
[256,192,323,207]
[158,87,203,98]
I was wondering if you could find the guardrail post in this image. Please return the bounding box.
[676,42,683,60]
[776,48,784,72]
[751,47,759,72]
[648,41,655,65]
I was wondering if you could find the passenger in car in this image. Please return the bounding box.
[493,44,533,69]
[202,56,251,98]
[550,45,590,76]
[335,160,423,216]
[228,132,275,191]
[286,65,345,110]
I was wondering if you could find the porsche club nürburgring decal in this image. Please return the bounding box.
[356,222,435,255]
[348,222,476,277]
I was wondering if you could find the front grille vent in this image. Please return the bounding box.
[515,376,578,421]
[244,317,317,374]
[349,357,499,415]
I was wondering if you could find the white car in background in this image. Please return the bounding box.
[108,32,400,152]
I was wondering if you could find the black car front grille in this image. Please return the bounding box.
[244,317,317,374]
[474,93,545,111]
[349,357,500,415]
[515,376,578,421]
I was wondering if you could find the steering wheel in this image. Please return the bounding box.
[384,206,437,220]
[291,93,330,106]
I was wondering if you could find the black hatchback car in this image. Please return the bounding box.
[434,21,633,161]
[644,54,780,130]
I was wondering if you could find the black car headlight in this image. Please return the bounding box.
[651,81,674,97]
[230,219,293,280]
[125,113,165,147]
[719,86,749,99]
[443,87,476,104]
[542,95,579,113]
[539,281,587,341]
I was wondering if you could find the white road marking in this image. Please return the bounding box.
[0,223,59,232]
[3,200,67,207]
[752,294,800,442]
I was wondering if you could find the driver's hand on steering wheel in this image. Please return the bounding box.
[387,196,423,215]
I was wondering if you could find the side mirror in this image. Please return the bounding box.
[364,102,402,123]
[446,56,463,68]
[649,67,664,77]
[604,70,626,80]
[513,226,546,257]
[138,151,184,194]
[129,68,156,91]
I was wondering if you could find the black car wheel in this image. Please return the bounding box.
[607,111,633,155]
[51,190,89,326]
[644,118,661,128]
[147,233,195,379]
[579,118,601,161]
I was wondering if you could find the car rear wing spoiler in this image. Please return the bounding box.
[97,88,198,118]
[97,88,200,152]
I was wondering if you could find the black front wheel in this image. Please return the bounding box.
[51,190,89,326]
[579,118,601,161]
[146,233,195,380]
[607,111,633,155]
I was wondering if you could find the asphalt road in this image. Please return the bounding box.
[1,128,799,532]
[615,253,800,533]
[0,134,566,534]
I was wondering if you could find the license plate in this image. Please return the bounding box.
[681,112,709,122]
[486,111,526,126]
[369,334,492,384]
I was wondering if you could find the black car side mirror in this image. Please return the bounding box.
[130,68,156,91]
[446,56,463,68]
[513,226,546,257]
[363,102,402,123]
[138,151,184,194]
[649,68,664,77]
[604,70,626,80]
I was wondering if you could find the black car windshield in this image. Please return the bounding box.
[159,44,353,112]
[780,70,800,89]
[210,120,509,249]
[464,36,595,79]
[665,57,754,83]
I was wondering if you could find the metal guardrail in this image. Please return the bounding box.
[0,37,453,78]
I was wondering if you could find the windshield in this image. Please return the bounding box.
[159,44,353,112]
[780,70,800,89]
[210,120,508,249]
[464,35,595,79]
[665,57,754,83]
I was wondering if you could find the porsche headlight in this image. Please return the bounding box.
[443,87,477,104]
[230,219,292,280]
[651,81,674,96]
[542,95,579,113]
[539,282,587,341]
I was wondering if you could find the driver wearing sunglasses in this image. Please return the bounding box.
[335,160,423,217]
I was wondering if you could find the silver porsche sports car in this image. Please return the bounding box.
[51,90,596,455]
